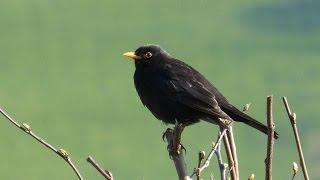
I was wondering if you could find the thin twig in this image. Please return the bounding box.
[227,127,239,180]
[282,97,310,180]
[0,106,83,180]
[191,129,227,178]
[223,135,236,180]
[164,128,190,180]
[216,128,227,180]
[87,155,113,180]
[196,151,205,180]
[265,96,275,180]
[199,129,227,173]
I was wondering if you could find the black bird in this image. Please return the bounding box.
[123,44,278,138]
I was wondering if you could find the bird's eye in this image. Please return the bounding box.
[144,52,152,59]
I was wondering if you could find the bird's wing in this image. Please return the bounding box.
[162,59,230,120]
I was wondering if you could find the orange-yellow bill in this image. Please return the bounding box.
[123,52,141,60]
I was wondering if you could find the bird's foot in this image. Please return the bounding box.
[218,118,233,129]
[173,123,186,155]
[162,124,187,156]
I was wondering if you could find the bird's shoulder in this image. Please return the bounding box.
[160,58,215,95]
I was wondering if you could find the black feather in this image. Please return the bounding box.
[131,44,279,138]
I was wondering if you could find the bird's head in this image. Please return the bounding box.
[123,44,170,65]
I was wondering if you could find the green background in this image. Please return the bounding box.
[0,0,319,179]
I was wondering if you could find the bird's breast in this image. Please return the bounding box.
[133,68,200,124]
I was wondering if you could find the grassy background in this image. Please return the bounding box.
[0,0,319,179]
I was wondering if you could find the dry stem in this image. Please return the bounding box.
[87,155,113,180]
[265,96,275,180]
[227,127,239,179]
[282,97,310,180]
[223,134,236,180]
[0,107,83,180]
[192,128,227,179]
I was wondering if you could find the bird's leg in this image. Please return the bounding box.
[173,120,186,155]
[162,121,186,156]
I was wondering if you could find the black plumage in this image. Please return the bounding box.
[124,44,278,138]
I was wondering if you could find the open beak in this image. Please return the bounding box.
[123,52,141,60]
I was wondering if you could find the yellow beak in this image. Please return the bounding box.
[123,52,141,60]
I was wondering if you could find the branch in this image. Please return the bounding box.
[215,129,228,180]
[164,127,190,180]
[0,106,83,180]
[282,97,310,180]
[265,96,275,180]
[226,127,239,180]
[196,151,205,180]
[223,134,236,180]
[87,155,113,180]
[191,128,227,178]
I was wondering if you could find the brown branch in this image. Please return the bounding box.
[196,151,205,180]
[227,127,239,180]
[87,155,113,180]
[282,97,310,180]
[223,134,236,180]
[265,96,275,180]
[0,106,83,180]
[164,127,190,180]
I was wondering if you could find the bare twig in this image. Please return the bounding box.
[195,129,227,177]
[265,96,275,180]
[282,97,310,180]
[216,129,227,180]
[223,135,236,180]
[196,151,205,180]
[190,129,227,178]
[164,127,190,180]
[226,127,239,180]
[0,107,83,180]
[87,155,113,180]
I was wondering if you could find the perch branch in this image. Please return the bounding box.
[164,127,190,180]
[0,106,83,180]
[282,97,310,180]
[265,96,275,180]
[87,155,113,180]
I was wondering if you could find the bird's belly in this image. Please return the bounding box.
[140,90,200,125]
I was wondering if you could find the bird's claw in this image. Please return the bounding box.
[162,128,173,142]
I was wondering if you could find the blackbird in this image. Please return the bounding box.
[123,44,278,138]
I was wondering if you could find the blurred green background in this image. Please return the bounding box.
[0,0,319,179]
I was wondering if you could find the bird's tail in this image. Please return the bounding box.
[221,105,279,139]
